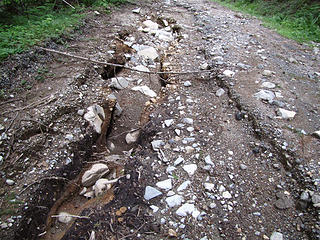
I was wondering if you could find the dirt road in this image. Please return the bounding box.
[0,0,319,239]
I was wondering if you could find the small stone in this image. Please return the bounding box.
[166,194,183,208]
[275,194,294,209]
[204,155,214,166]
[77,109,85,116]
[138,47,159,61]
[185,146,194,154]
[1,223,8,229]
[156,179,172,191]
[182,118,193,125]
[223,70,235,77]
[183,164,197,175]
[300,191,310,201]
[184,81,192,87]
[132,86,157,98]
[262,70,273,76]
[204,183,215,192]
[175,129,181,136]
[58,212,73,223]
[200,63,209,70]
[312,194,320,204]
[82,164,109,187]
[150,205,159,213]
[254,90,275,102]
[177,180,191,192]
[216,88,225,97]
[132,8,141,14]
[176,203,195,217]
[6,179,15,186]
[261,82,276,89]
[168,229,177,237]
[125,130,140,144]
[289,57,297,63]
[93,178,113,196]
[143,20,159,30]
[151,140,164,151]
[174,156,184,166]
[164,119,174,127]
[239,164,247,170]
[277,108,296,119]
[222,191,232,199]
[84,105,105,134]
[270,231,283,240]
[166,166,176,174]
[209,202,217,209]
[235,112,244,120]
[144,186,162,200]
[109,77,129,90]
[312,130,320,139]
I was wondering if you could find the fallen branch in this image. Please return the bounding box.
[38,47,215,75]
[62,0,75,9]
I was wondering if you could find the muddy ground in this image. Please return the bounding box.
[0,0,319,239]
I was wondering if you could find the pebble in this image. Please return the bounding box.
[222,191,232,199]
[143,20,159,30]
[184,81,192,87]
[77,109,85,116]
[137,47,159,60]
[216,88,225,97]
[177,180,191,192]
[132,8,141,14]
[223,70,235,77]
[150,205,159,213]
[312,194,320,204]
[176,203,197,217]
[300,191,310,201]
[164,119,174,127]
[6,179,15,186]
[204,155,214,166]
[261,82,276,89]
[166,194,184,207]
[151,140,164,151]
[254,90,275,102]
[166,166,176,174]
[239,164,247,170]
[277,108,296,119]
[262,70,273,76]
[204,183,215,192]
[312,130,320,139]
[270,231,283,240]
[132,86,157,98]
[84,104,105,134]
[58,212,73,223]
[183,164,197,175]
[156,179,172,191]
[125,130,140,144]
[174,156,184,166]
[144,186,162,200]
[109,77,129,90]
[182,118,193,124]
[81,163,109,187]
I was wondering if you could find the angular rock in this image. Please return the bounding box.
[223,70,235,77]
[222,191,232,199]
[182,118,193,125]
[277,108,296,119]
[82,163,109,187]
[176,203,195,217]
[166,194,183,208]
[144,186,162,200]
[270,232,283,240]
[275,194,294,209]
[156,30,174,42]
[164,119,174,127]
[6,179,15,186]
[204,155,214,166]
[174,156,184,166]
[93,178,113,196]
[261,82,276,89]
[312,194,320,204]
[204,183,215,192]
[138,47,159,60]
[133,65,149,72]
[253,90,275,102]
[132,8,141,14]
[312,130,320,139]
[166,166,176,174]
[184,81,192,87]
[143,20,159,30]
[84,105,105,134]
[216,88,225,97]
[151,140,164,151]
[125,130,140,144]
[132,85,157,98]
[156,179,172,191]
[262,70,273,76]
[110,77,129,90]
[183,164,197,175]
[177,180,191,192]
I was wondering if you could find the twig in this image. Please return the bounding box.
[119,221,146,240]
[62,0,75,9]
[38,47,215,75]
[51,214,90,219]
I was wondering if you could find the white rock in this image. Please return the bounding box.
[150,205,159,213]
[84,191,95,198]
[184,81,192,87]
[166,166,176,174]
[222,191,232,199]
[1,223,8,229]
[144,186,162,200]
[151,140,164,151]
[223,70,235,77]
[289,57,297,63]
[262,70,273,76]
[166,194,184,208]
[125,130,140,144]
[93,178,113,196]
[82,163,109,187]
[219,185,226,192]
[164,119,174,127]
[176,203,195,217]
[110,77,129,90]
[183,164,197,175]
[174,156,184,166]
[177,180,191,192]
[77,109,85,116]
[185,146,194,154]
[312,130,320,139]
[253,90,275,101]
[58,212,73,223]
[175,129,181,136]
[133,65,149,72]
[138,47,159,60]
[182,118,193,124]
[270,231,283,240]
[143,20,158,30]
[204,183,215,192]
[200,63,209,70]
[216,88,225,97]
[132,8,141,14]
[209,202,217,209]
[277,108,296,119]
[204,155,214,166]
[186,127,194,132]
[6,179,15,186]
[156,30,174,41]
[132,85,157,98]
[79,187,87,195]
[156,179,172,191]
[261,82,276,89]
[84,105,105,134]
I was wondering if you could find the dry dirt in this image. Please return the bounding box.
[0,0,319,239]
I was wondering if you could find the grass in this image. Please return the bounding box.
[213,0,320,43]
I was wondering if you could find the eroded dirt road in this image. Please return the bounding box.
[0,0,319,239]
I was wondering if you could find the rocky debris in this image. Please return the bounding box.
[164,119,174,127]
[176,203,200,218]
[168,229,178,237]
[262,70,273,76]
[261,82,276,89]
[276,108,296,119]
[144,186,162,200]
[58,212,73,223]
[82,163,109,187]
[133,65,149,72]
[274,192,294,209]
[253,90,275,102]
[239,164,247,170]
[125,130,140,144]
[223,70,235,77]
[132,8,141,14]
[109,77,129,90]
[137,46,159,60]
[270,231,283,240]
[151,140,165,151]
[177,180,191,192]
[182,164,197,175]
[156,179,172,191]
[132,85,157,98]
[93,178,113,196]
[312,194,320,207]
[184,81,192,87]
[312,130,320,139]
[5,179,15,186]
[204,155,214,166]
[84,105,105,134]
[203,183,215,192]
[143,20,159,30]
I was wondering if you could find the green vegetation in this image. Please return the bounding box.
[0,192,24,217]
[0,0,126,61]
[213,0,320,43]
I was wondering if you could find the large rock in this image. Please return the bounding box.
[82,164,109,187]
[84,105,105,134]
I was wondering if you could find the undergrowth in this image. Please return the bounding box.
[0,0,127,61]
[213,0,320,43]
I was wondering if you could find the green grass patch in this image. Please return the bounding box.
[212,0,320,43]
